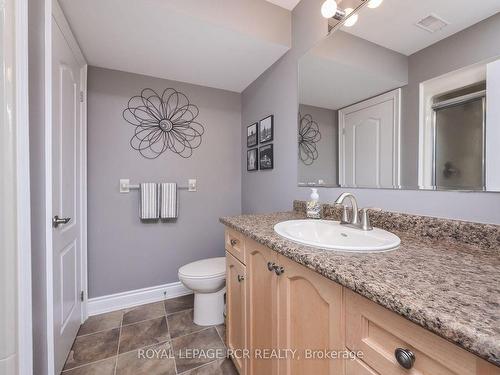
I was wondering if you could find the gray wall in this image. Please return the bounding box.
[298,104,337,185]
[88,67,241,298]
[402,13,500,187]
[241,0,500,224]
[28,0,48,373]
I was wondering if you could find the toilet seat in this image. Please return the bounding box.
[178,257,225,279]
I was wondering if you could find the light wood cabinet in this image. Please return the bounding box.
[225,228,245,263]
[277,254,344,375]
[226,252,247,374]
[245,238,279,375]
[345,288,500,375]
[224,227,500,375]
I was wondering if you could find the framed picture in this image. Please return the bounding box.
[247,148,258,171]
[247,122,258,147]
[259,115,274,143]
[259,144,273,170]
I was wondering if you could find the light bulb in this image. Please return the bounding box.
[367,0,383,8]
[321,0,338,18]
[343,8,358,27]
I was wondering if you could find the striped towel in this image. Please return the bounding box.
[160,183,178,219]
[140,183,159,220]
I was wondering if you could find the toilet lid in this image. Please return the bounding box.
[178,257,226,279]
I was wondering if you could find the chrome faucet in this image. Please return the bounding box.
[335,192,360,225]
[334,192,377,231]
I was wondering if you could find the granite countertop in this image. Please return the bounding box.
[220,211,500,366]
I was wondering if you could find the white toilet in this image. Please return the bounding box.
[178,257,226,326]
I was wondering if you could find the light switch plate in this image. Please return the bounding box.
[188,179,197,192]
[120,179,130,193]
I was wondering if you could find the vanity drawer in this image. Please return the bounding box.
[345,289,491,375]
[225,227,245,264]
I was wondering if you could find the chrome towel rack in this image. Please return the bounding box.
[119,179,197,193]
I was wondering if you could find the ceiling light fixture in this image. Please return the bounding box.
[367,0,384,9]
[343,8,358,27]
[321,0,338,19]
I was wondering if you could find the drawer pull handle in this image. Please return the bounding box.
[237,275,245,282]
[267,262,276,271]
[273,265,285,276]
[395,348,415,370]
[230,239,238,246]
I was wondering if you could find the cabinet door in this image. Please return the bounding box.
[246,239,279,375]
[277,254,344,375]
[226,252,247,374]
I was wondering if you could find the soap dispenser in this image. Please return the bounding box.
[306,188,321,219]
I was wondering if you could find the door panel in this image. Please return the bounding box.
[246,239,278,375]
[339,89,400,188]
[52,19,83,373]
[277,254,344,375]
[60,241,77,330]
[226,252,247,374]
[59,65,77,230]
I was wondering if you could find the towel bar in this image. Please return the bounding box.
[119,179,196,193]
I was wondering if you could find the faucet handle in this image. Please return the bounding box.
[360,207,381,231]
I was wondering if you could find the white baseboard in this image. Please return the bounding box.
[87,281,192,316]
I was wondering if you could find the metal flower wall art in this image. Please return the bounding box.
[123,88,205,159]
[298,113,321,165]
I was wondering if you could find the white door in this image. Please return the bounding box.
[339,89,401,188]
[52,18,84,373]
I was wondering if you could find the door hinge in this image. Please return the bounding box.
[79,91,84,103]
[80,290,85,302]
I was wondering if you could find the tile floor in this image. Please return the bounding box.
[61,295,237,375]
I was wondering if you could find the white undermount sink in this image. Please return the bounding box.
[274,219,400,253]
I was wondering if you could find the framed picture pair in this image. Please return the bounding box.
[247,115,274,171]
[247,144,273,171]
[247,115,273,147]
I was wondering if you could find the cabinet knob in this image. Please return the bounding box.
[230,239,238,246]
[273,265,285,276]
[395,348,415,369]
[267,262,276,271]
[237,275,245,282]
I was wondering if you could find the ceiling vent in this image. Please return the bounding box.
[416,14,449,33]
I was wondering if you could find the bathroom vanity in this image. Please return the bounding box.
[221,204,500,375]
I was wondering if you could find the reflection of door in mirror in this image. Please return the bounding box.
[433,88,485,190]
[339,89,401,189]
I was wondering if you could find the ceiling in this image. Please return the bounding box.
[59,0,291,92]
[344,0,500,55]
[265,0,301,10]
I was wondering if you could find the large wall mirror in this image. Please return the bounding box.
[298,0,500,191]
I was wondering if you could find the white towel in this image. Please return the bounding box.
[160,183,178,219]
[140,183,159,220]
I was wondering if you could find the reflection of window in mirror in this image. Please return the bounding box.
[298,1,500,192]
